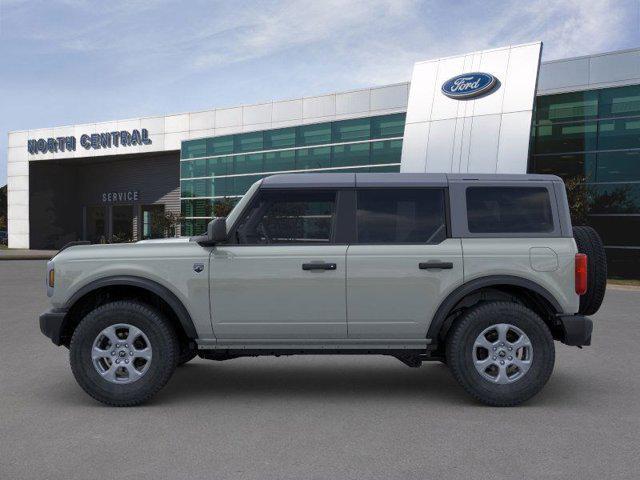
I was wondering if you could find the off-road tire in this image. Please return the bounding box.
[446,301,555,407]
[177,340,197,366]
[70,300,178,407]
[573,225,607,316]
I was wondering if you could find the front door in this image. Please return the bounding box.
[346,188,464,339]
[210,189,347,340]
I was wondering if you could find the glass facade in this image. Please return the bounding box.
[180,113,405,235]
[529,84,640,277]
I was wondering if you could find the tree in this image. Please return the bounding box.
[213,197,236,217]
[149,210,182,238]
[564,175,634,226]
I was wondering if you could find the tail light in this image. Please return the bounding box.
[575,253,587,295]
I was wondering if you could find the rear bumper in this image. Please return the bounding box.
[39,309,67,346]
[557,314,593,346]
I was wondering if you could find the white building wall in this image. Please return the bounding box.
[400,42,542,175]
[7,84,409,248]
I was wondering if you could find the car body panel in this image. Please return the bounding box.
[210,245,348,339]
[49,241,215,338]
[461,237,579,314]
[345,239,464,338]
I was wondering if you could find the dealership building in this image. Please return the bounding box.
[6,44,640,277]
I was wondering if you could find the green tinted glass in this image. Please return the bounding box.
[596,151,640,182]
[332,143,370,167]
[191,179,211,197]
[232,175,264,195]
[533,121,598,154]
[212,177,231,197]
[180,180,194,198]
[371,139,402,164]
[297,123,331,146]
[208,156,233,177]
[206,136,234,156]
[264,128,296,149]
[332,118,370,142]
[234,132,263,153]
[598,85,640,118]
[181,139,206,159]
[589,184,640,214]
[535,91,598,124]
[296,147,331,170]
[371,113,406,139]
[234,153,263,174]
[598,119,640,150]
[264,150,296,172]
[183,219,209,236]
[180,161,193,179]
[368,164,401,173]
[530,153,596,180]
[181,199,213,218]
[189,159,207,178]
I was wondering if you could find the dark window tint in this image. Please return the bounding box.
[466,187,554,233]
[236,190,336,245]
[356,189,446,244]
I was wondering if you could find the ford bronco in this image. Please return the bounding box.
[39,173,606,406]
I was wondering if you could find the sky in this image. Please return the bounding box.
[1,0,639,186]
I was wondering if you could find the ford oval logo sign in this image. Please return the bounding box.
[441,72,497,99]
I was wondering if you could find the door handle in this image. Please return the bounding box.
[419,261,453,270]
[302,262,337,271]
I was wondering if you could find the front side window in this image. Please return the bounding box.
[466,187,554,233]
[356,188,446,244]
[235,190,336,245]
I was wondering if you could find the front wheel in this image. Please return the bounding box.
[446,302,555,407]
[70,300,178,407]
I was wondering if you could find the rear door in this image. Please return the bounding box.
[346,187,463,339]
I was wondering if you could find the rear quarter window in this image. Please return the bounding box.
[466,187,554,233]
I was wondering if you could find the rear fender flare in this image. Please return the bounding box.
[426,275,563,342]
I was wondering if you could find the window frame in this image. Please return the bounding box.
[352,187,450,245]
[225,187,345,246]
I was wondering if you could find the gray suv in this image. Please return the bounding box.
[39,173,606,407]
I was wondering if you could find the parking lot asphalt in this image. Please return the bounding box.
[1,260,639,480]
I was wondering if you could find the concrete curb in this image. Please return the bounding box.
[0,256,54,261]
[607,283,640,292]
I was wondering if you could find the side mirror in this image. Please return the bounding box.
[207,217,227,243]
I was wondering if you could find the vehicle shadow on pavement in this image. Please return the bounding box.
[152,358,593,407]
[44,357,594,408]
[159,359,472,405]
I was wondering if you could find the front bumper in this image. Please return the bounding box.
[556,314,593,346]
[39,309,67,346]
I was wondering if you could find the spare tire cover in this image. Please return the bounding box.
[573,226,607,316]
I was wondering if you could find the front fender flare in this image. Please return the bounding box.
[64,275,198,339]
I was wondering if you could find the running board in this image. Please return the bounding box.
[196,338,431,351]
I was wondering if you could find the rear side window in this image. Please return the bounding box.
[356,188,446,244]
[466,187,554,233]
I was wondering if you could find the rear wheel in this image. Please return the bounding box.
[446,302,555,407]
[573,225,607,315]
[70,300,178,407]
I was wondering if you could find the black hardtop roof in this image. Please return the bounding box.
[260,172,562,189]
